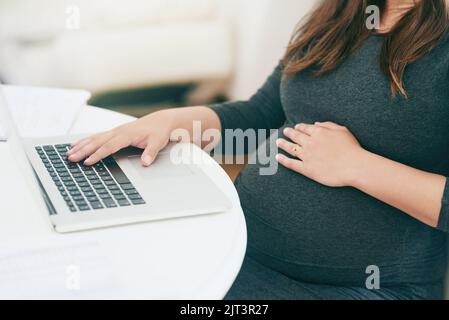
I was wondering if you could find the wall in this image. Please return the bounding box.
[218,0,318,100]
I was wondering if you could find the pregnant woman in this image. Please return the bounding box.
[68,0,449,299]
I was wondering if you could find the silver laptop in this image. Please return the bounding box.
[0,87,231,233]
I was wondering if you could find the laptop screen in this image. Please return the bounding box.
[0,86,53,215]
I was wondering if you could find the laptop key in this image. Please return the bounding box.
[125,189,139,195]
[87,196,99,202]
[97,189,108,195]
[128,194,143,200]
[75,200,87,207]
[103,199,117,208]
[118,200,131,207]
[121,184,135,190]
[90,202,104,210]
[114,194,127,200]
[131,199,146,205]
[105,180,116,187]
[78,205,90,211]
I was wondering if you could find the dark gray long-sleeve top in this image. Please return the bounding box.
[210,34,449,288]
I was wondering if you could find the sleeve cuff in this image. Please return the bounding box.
[437,177,449,232]
[208,102,234,135]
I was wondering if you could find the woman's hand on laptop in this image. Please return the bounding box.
[67,110,176,167]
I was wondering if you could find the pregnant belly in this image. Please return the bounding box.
[235,163,415,285]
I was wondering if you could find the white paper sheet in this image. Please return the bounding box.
[0,85,91,140]
[0,119,7,141]
[0,240,123,299]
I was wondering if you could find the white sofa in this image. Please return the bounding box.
[0,0,233,95]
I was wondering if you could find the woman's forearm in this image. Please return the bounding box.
[351,150,446,228]
[159,106,222,148]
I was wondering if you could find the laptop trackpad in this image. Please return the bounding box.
[127,154,193,180]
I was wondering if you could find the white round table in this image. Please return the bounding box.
[0,106,247,299]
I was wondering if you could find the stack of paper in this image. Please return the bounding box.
[0,85,91,140]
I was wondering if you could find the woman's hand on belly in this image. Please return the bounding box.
[276,121,365,187]
[275,121,447,230]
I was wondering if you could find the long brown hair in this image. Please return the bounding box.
[283,0,449,97]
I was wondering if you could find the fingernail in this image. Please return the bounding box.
[276,139,282,146]
[84,157,93,166]
[275,154,281,161]
[66,149,74,155]
[142,155,153,166]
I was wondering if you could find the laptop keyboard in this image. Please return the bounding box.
[35,144,146,213]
